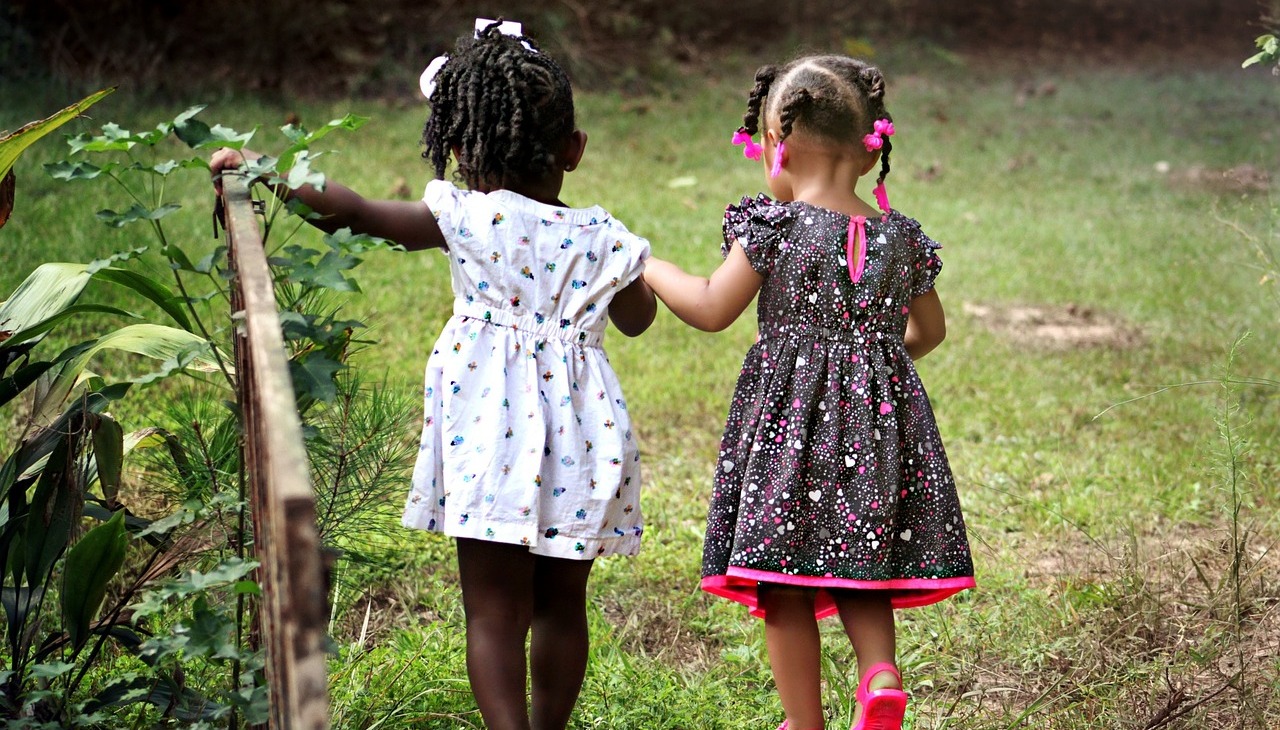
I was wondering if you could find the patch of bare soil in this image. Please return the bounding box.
[962,301,1143,350]
[1158,163,1273,195]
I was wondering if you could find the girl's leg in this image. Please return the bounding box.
[528,554,595,730]
[831,590,899,725]
[456,538,536,730]
[759,584,825,729]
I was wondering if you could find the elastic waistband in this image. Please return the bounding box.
[453,301,604,347]
[758,324,901,344]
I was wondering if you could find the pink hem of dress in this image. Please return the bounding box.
[702,570,975,619]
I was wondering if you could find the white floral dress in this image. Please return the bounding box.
[401,180,649,560]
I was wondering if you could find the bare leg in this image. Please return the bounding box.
[759,584,825,730]
[456,538,535,730]
[529,554,595,730]
[832,591,899,726]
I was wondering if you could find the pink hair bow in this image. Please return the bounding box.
[731,127,763,161]
[862,118,895,152]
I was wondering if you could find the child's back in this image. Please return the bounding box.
[403,180,648,559]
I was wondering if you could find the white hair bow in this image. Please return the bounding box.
[420,18,533,99]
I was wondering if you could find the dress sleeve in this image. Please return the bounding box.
[421,179,469,249]
[721,194,790,275]
[905,218,944,298]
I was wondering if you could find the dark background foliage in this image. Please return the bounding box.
[0,0,1266,97]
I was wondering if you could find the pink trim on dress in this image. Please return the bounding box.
[702,570,976,619]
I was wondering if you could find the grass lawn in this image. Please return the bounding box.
[2,45,1278,728]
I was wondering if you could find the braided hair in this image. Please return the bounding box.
[422,22,575,189]
[740,55,894,190]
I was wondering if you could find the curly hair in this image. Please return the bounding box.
[421,22,575,189]
[740,55,893,191]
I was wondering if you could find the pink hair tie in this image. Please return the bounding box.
[770,141,786,178]
[862,117,895,152]
[731,127,763,161]
[873,181,891,214]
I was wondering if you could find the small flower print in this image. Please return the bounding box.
[561,456,576,466]
[518,235,530,245]
[543,371,554,382]
[571,279,587,289]
[492,213,504,225]
[552,487,566,496]
[561,238,574,249]
[586,251,599,262]
[575,542,585,553]
[477,281,490,291]
[545,527,559,538]
[450,436,465,446]
[545,262,557,272]
[510,296,521,307]
[612,240,623,252]
[521,266,535,279]
[575,509,587,519]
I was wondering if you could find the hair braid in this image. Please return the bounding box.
[856,64,892,186]
[777,87,814,144]
[741,65,778,136]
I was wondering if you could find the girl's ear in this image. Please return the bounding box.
[562,130,588,172]
[861,150,880,176]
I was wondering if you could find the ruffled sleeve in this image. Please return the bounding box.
[720,194,792,275]
[903,217,944,297]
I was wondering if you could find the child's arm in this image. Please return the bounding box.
[643,243,763,332]
[210,147,446,251]
[904,289,946,360]
[607,277,657,337]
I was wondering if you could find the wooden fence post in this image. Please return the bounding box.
[221,173,331,730]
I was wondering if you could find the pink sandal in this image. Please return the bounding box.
[850,663,908,730]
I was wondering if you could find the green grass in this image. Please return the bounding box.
[2,50,1279,728]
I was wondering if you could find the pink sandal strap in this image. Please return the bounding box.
[855,662,904,705]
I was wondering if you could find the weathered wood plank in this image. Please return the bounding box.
[222,173,331,730]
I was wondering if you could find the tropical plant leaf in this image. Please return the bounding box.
[32,325,219,427]
[89,413,124,503]
[0,169,13,230]
[24,421,85,587]
[61,509,128,650]
[0,88,115,183]
[95,202,182,228]
[0,263,95,349]
[92,267,193,331]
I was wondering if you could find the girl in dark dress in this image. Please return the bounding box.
[644,55,974,730]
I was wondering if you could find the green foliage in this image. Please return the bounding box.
[1242,34,1280,72]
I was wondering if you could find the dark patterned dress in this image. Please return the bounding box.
[700,195,975,619]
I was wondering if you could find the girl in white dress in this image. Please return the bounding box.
[211,20,656,730]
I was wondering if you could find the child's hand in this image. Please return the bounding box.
[209,147,261,194]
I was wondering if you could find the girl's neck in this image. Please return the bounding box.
[473,173,568,208]
[777,142,880,219]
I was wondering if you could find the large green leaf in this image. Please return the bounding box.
[1,262,194,354]
[0,263,95,348]
[0,88,115,183]
[32,324,220,426]
[23,420,84,587]
[61,509,128,650]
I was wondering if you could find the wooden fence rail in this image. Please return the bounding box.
[221,173,331,730]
